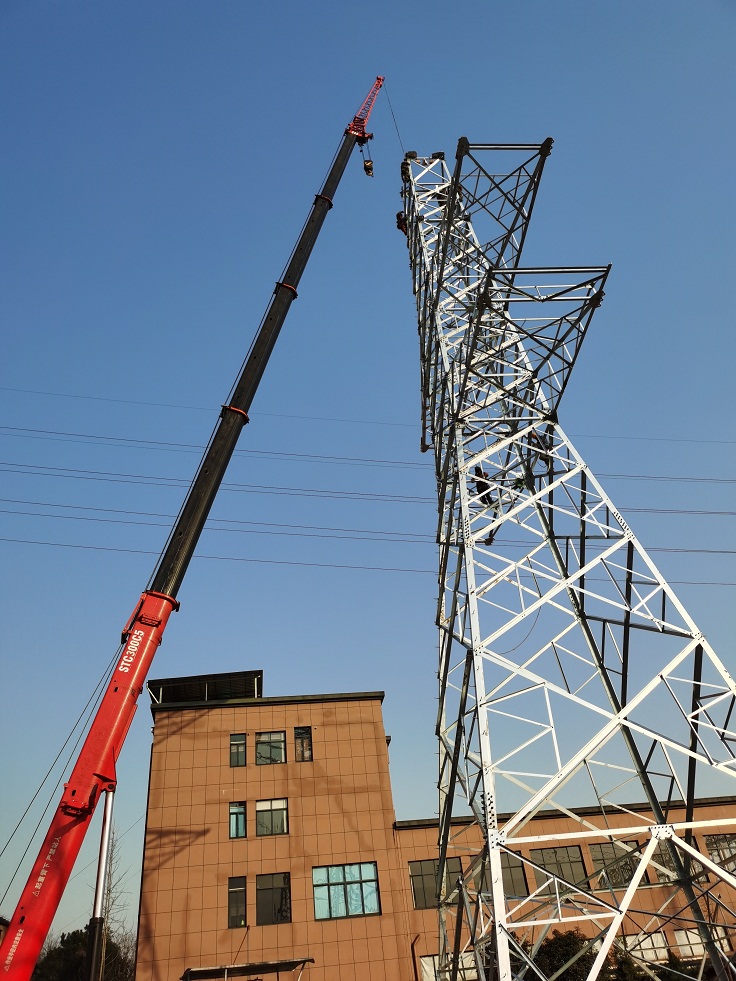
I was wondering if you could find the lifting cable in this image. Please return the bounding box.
[382,81,406,156]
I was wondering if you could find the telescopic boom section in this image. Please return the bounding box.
[0,75,384,981]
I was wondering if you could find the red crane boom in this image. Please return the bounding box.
[0,74,384,981]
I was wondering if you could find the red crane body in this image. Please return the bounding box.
[0,75,384,981]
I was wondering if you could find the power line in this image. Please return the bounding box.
[0,508,433,545]
[0,462,430,503]
[0,426,427,469]
[2,537,734,586]
[2,426,736,484]
[2,502,735,557]
[0,498,430,538]
[3,463,735,515]
[0,537,434,575]
[2,387,735,445]
[0,387,413,428]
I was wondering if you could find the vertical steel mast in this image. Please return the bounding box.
[401,141,736,981]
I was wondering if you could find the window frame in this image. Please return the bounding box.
[705,833,736,874]
[624,932,668,963]
[529,844,587,895]
[312,862,381,920]
[255,730,286,765]
[474,851,528,900]
[255,798,288,837]
[409,857,463,909]
[294,726,313,762]
[589,840,641,890]
[500,851,529,898]
[255,872,291,925]
[674,926,728,959]
[229,733,246,767]
[229,801,246,840]
[651,840,708,884]
[228,876,246,929]
[420,953,477,981]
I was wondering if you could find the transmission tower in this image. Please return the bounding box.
[400,140,736,981]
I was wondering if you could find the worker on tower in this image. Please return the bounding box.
[473,465,493,508]
[474,465,498,545]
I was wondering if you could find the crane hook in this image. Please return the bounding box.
[359,144,374,177]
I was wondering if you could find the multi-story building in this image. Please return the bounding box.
[135,671,736,981]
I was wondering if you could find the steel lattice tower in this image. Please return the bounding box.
[400,140,736,981]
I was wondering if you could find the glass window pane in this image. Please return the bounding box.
[229,803,246,839]
[255,799,287,837]
[501,851,528,897]
[255,731,286,765]
[363,881,379,914]
[705,834,736,873]
[228,876,245,929]
[330,884,346,917]
[590,841,638,889]
[295,726,313,762]
[314,885,330,919]
[346,883,363,915]
[230,733,246,767]
[256,871,291,925]
[530,845,585,894]
[312,862,380,919]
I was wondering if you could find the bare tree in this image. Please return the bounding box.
[89,824,135,981]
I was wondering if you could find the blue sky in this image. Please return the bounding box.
[1,0,735,936]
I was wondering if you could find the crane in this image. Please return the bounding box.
[0,75,384,981]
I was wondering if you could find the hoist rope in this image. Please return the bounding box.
[383,81,406,156]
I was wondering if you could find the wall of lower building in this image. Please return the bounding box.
[135,693,424,981]
[136,685,736,981]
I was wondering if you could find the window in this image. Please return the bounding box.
[230,733,246,767]
[313,862,380,919]
[420,954,478,980]
[705,834,736,874]
[295,726,313,762]
[675,927,728,959]
[651,840,707,884]
[501,851,529,898]
[409,857,463,909]
[474,852,528,899]
[623,933,667,963]
[228,876,246,928]
[255,731,286,765]
[256,872,291,925]
[530,845,586,894]
[229,802,246,839]
[589,841,640,890]
[255,798,288,836]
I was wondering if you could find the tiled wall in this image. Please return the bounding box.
[136,695,419,981]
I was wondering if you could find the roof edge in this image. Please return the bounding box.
[150,690,385,715]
